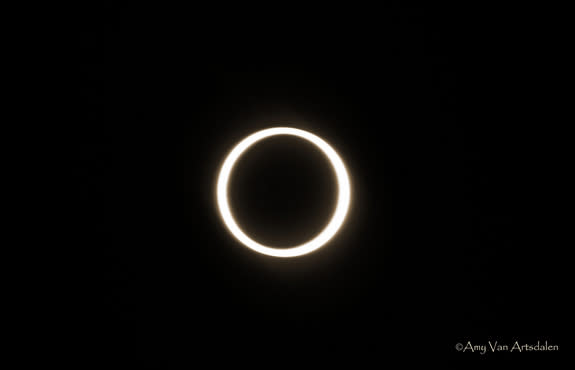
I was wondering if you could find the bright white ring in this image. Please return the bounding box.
[216,127,351,258]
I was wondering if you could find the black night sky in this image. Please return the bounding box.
[72,5,566,366]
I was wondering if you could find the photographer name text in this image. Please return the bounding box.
[455,340,558,354]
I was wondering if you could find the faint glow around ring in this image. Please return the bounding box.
[216,127,351,258]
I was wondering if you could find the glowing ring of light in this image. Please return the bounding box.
[216,127,351,258]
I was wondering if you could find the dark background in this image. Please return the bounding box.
[72,5,566,366]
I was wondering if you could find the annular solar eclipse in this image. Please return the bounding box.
[216,127,351,257]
